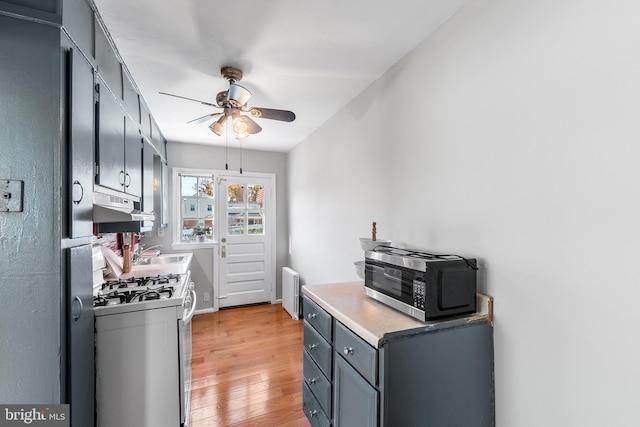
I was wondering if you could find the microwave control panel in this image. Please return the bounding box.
[412,279,426,310]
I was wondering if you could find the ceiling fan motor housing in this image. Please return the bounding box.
[227,84,252,108]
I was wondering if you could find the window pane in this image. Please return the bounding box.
[198,177,214,198]
[227,184,244,208]
[227,210,245,235]
[181,176,198,196]
[248,211,264,235]
[248,184,264,209]
[198,200,213,220]
[179,174,215,241]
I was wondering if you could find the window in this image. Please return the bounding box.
[226,183,265,235]
[178,172,214,243]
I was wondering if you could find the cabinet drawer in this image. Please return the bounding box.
[303,382,331,427]
[303,350,332,417]
[303,296,332,342]
[335,321,377,386]
[304,322,332,378]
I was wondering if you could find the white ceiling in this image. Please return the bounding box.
[93,0,471,152]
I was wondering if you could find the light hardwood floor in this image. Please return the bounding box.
[190,303,312,427]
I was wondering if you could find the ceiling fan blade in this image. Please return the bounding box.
[248,107,296,122]
[243,115,262,134]
[186,112,222,125]
[159,92,220,108]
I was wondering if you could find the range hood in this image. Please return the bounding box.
[93,185,155,223]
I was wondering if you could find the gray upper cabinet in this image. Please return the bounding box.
[123,71,140,124]
[140,100,152,139]
[142,139,156,228]
[64,39,94,238]
[0,0,61,23]
[95,78,126,192]
[94,19,122,99]
[61,0,94,59]
[124,117,142,196]
[95,78,142,197]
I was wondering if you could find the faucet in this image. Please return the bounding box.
[133,244,162,262]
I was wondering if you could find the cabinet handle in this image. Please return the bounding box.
[125,173,131,187]
[343,346,354,356]
[307,313,317,320]
[308,343,318,351]
[308,410,317,418]
[119,170,126,185]
[307,377,318,384]
[72,296,83,320]
[72,180,83,205]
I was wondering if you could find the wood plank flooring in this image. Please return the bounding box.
[190,303,311,427]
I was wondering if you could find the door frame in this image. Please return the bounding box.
[212,171,276,311]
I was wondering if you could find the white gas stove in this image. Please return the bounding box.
[94,269,196,427]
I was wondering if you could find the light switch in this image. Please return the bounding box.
[0,180,23,212]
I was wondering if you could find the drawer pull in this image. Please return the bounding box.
[308,343,318,351]
[308,409,318,417]
[307,313,318,319]
[343,346,354,356]
[307,377,318,384]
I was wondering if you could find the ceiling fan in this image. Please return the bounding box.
[159,66,296,140]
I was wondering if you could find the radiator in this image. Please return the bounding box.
[282,267,300,320]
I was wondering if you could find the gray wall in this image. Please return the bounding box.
[141,142,289,311]
[288,0,640,425]
[0,15,63,403]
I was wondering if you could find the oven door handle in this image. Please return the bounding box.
[183,289,197,323]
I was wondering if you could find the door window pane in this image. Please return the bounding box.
[227,184,244,208]
[248,184,264,209]
[227,210,245,235]
[248,211,264,235]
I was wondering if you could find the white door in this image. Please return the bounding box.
[215,173,275,308]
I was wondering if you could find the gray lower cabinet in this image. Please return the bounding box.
[303,298,333,425]
[302,294,495,427]
[334,354,378,427]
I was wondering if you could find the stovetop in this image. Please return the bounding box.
[93,272,190,316]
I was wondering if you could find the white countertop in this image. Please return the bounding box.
[119,252,193,279]
[302,281,493,348]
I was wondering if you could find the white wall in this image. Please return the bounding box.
[288,0,640,425]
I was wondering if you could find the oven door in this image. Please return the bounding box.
[178,286,197,427]
[365,260,415,304]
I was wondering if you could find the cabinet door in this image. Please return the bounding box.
[95,20,122,98]
[124,117,142,196]
[62,0,94,59]
[142,139,156,228]
[65,45,94,238]
[67,244,95,427]
[153,156,169,227]
[334,354,378,427]
[96,81,125,191]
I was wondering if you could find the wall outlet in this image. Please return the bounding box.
[203,292,210,302]
[157,227,164,237]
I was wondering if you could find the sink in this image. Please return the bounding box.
[135,255,186,266]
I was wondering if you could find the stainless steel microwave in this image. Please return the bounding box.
[364,247,477,321]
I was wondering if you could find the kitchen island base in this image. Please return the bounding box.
[302,282,494,427]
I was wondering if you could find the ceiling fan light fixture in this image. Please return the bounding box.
[227,84,252,108]
[209,116,227,136]
[232,113,249,140]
